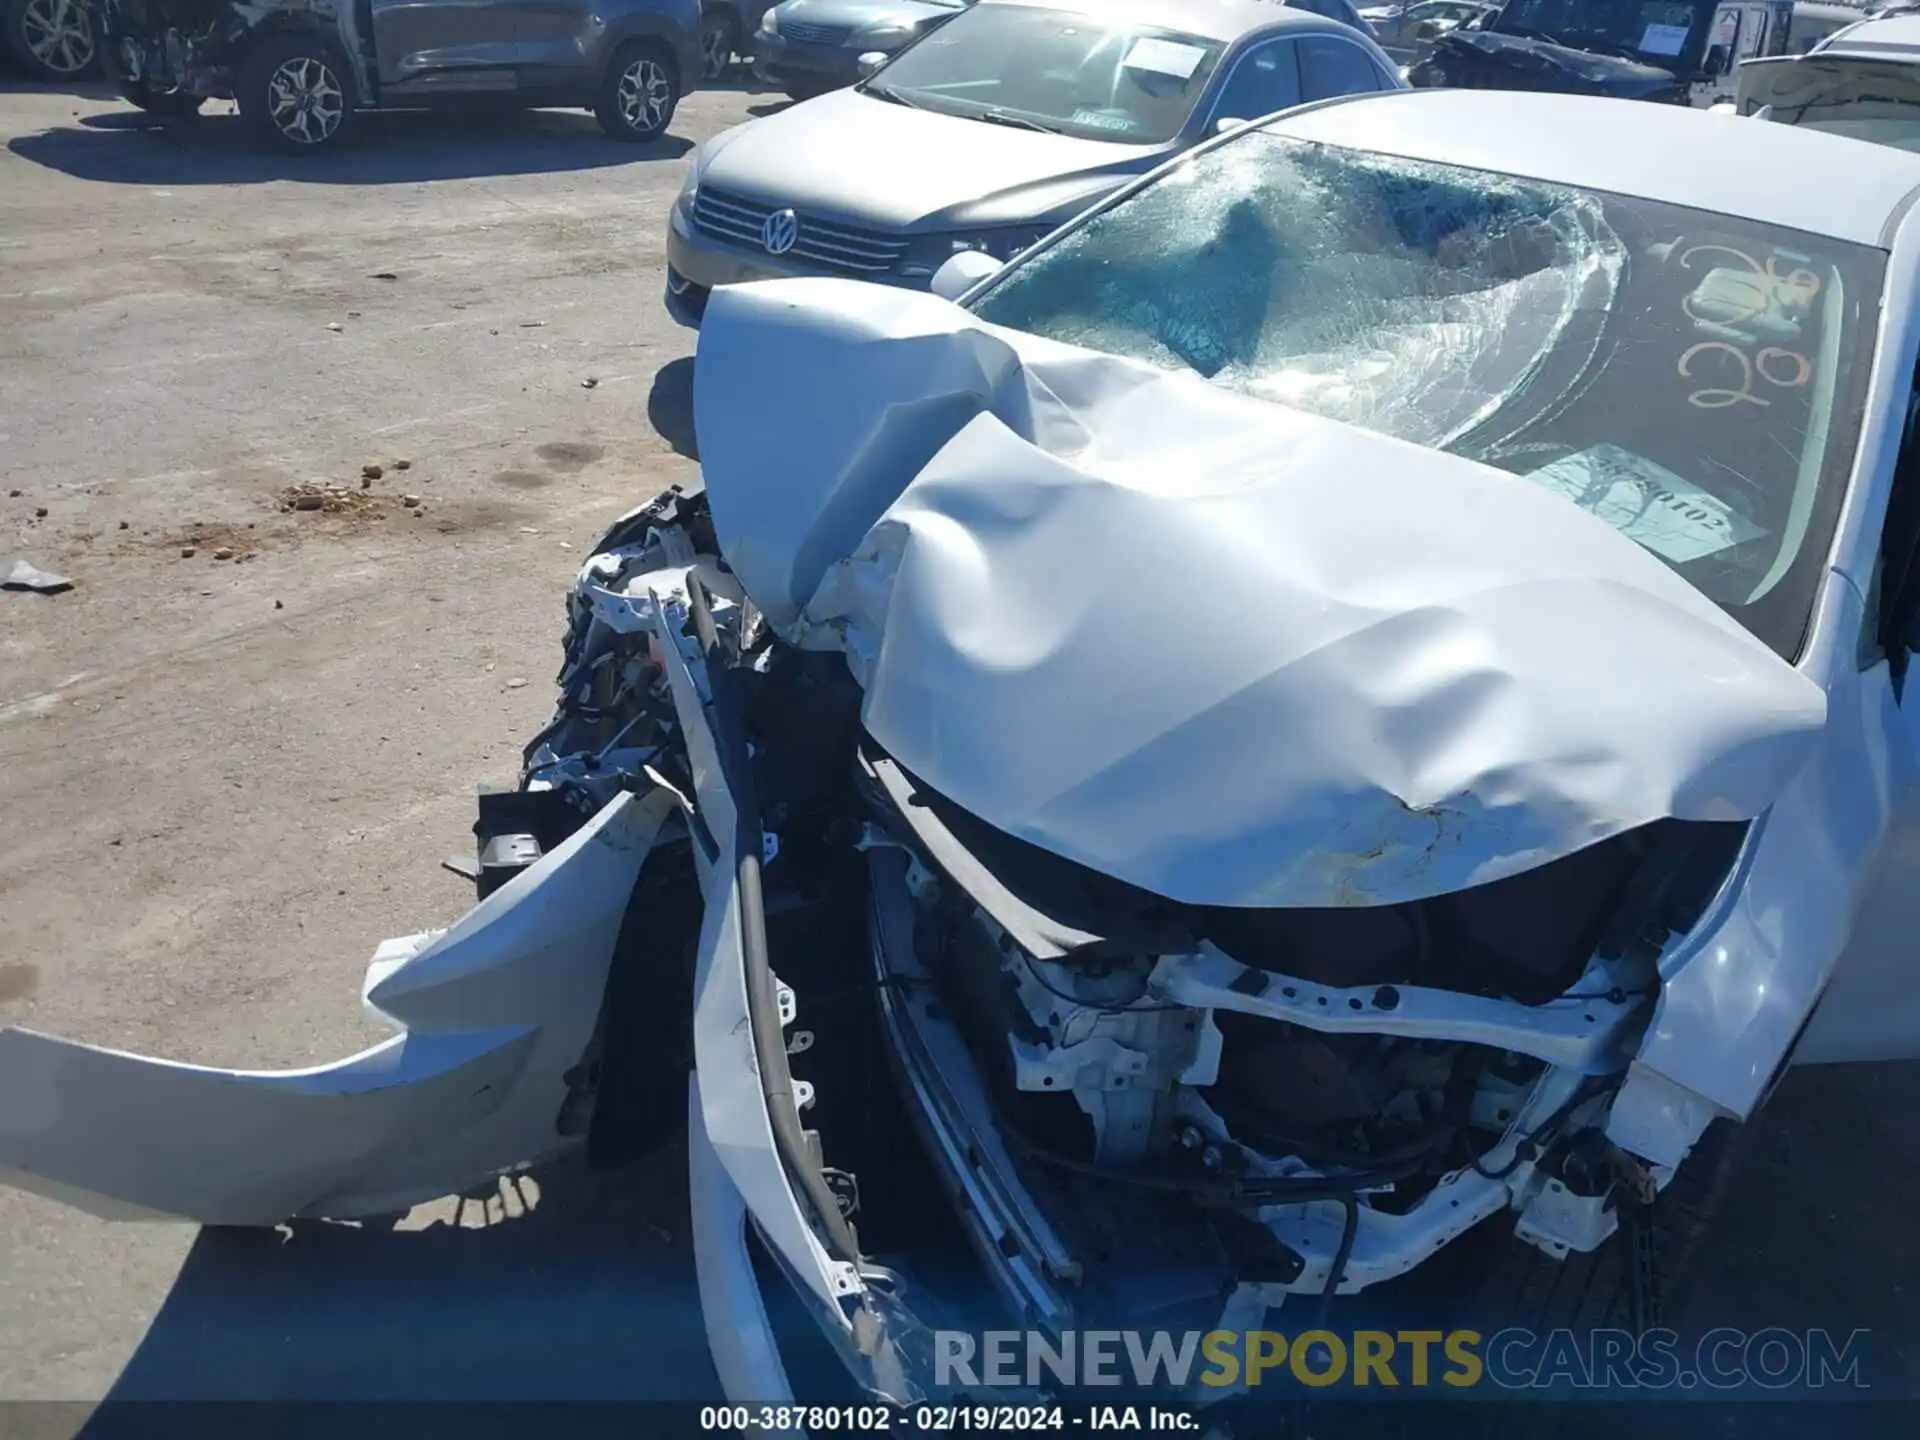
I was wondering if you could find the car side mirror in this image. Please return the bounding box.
[931,249,1003,302]
[856,51,888,79]
[1414,20,1439,38]
[1214,115,1248,135]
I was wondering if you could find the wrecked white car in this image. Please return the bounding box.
[6,87,1920,1404]
[1722,13,1920,152]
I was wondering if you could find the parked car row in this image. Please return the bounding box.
[3,0,1399,154]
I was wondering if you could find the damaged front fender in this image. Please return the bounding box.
[0,784,681,1226]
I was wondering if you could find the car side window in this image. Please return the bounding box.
[1875,370,1920,685]
[1298,35,1385,101]
[1211,41,1304,123]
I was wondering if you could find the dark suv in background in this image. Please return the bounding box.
[95,0,703,152]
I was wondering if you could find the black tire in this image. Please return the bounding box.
[235,32,357,155]
[699,7,738,83]
[1461,1118,1758,1331]
[595,40,680,143]
[120,82,205,118]
[783,81,832,102]
[5,0,99,82]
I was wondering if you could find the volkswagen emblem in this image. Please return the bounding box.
[761,208,800,256]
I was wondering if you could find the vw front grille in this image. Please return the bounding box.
[691,186,908,275]
[779,20,853,45]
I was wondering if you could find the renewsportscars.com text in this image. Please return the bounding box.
[935,1327,1871,1391]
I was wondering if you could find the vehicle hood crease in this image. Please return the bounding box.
[694,278,1827,908]
[697,88,1150,229]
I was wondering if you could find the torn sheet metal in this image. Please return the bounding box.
[694,277,1825,909]
[0,785,678,1225]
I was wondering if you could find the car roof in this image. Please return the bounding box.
[977,0,1346,44]
[1819,13,1920,54]
[1260,88,1920,246]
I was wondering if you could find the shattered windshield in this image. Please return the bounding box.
[967,133,1883,658]
[1493,0,1703,65]
[864,3,1225,143]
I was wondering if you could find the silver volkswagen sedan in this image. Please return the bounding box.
[664,0,1405,325]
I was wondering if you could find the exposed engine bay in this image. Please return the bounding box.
[98,0,370,102]
[503,481,1752,1369]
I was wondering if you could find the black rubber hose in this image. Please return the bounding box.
[1316,1193,1360,1332]
[687,576,863,1265]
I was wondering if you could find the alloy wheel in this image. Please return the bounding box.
[617,57,673,134]
[266,55,344,146]
[19,0,95,77]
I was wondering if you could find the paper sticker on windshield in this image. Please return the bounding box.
[1639,22,1690,56]
[1526,445,1766,563]
[1122,37,1206,80]
[1070,107,1139,133]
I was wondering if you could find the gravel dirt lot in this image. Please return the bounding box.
[1,69,1916,1431]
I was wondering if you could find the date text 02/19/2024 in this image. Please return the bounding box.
[697,1406,1197,1431]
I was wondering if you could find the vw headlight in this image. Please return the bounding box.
[854,22,915,48]
[901,226,1048,278]
[676,155,702,215]
[760,7,779,35]
[947,228,1046,262]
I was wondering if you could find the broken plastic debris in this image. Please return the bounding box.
[3,559,73,594]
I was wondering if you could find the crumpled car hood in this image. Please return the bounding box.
[1432,31,1683,96]
[693,278,1825,908]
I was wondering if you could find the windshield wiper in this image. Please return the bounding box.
[974,108,1060,134]
[862,82,930,110]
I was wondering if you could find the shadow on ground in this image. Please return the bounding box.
[8,106,692,185]
[0,75,117,100]
[647,358,698,462]
[83,1144,715,1411]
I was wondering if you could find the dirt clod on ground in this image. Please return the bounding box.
[280,483,388,524]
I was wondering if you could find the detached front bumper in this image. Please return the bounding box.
[0,786,681,1225]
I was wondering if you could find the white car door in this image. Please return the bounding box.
[1798,374,1920,1063]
